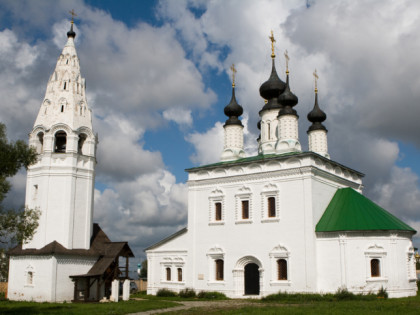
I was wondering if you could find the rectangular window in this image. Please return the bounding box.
[215,202,222,221]
[215,259,224,280]
[166,267,171,281]
[268,197,276,217]
[371,259,380,277]
[177,268,182,282]
[277,259,288,280]
[242,200,249,219]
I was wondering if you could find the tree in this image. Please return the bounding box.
[0,123,39,280]
[139,259,147,280]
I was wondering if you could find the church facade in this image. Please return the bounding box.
[8,20,133,302]
[146,36,417,298]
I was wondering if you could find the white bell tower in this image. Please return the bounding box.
[24,18,96,250]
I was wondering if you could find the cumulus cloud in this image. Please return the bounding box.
[186,121,224,165]
[163,108,193,127]
[1,0,420,257]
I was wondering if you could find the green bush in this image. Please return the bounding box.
[156,288,178,297]
[0,291,6,301]
[262,291,331,302]
[197,291,227,300]
[377,286,388,299]
[179,288,196,298]
[334,287,355,300]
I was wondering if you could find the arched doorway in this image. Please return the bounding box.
[244,263,260,295]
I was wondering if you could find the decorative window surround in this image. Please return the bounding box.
[209,188,225,225]
[235,186,253,223]
[261,184,280,222]
[269,244,291,286]
[207,245,226,284]
[160,257,185,284]
[365,244,387,283]
[24,265,35,287]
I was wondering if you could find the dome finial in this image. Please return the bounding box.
[313,69,319,94]
[67,9,77,38]
[269,30,276,59]
[284,50,290,75]
[230,64,237,88]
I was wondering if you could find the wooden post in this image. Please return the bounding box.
[125,256,129,279]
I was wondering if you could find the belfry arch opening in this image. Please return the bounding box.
[54,131,67,153]
[36,132,44,154]
[78,133,87,154]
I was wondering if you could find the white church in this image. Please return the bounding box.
[8,20,133,302]
[146,34,417,298]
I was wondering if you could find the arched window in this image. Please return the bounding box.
[177,268,182,282]
[166,267,171,281]
[27,271,33,285]
[54,131,67,153]
[78,133,87,154]
[215,259,224,281]
[268,197,276,217]
[215,202,222,221]
[277,259,288,280]
[36,132,44,154]
[371,259,380,277]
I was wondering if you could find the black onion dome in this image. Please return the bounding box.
[259,59,285,111]
[67,22,76,38]
[224,87,243,126]
[307,93,327,132]
[278,74,298,117]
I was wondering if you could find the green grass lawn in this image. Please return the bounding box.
[0,299,180,315]
[1,290,420,315]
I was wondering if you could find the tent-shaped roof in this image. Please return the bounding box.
[316,187,416,233]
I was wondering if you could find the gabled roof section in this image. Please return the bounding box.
[316,188,416,233]
[145,227,188,251]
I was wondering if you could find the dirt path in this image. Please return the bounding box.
[128,299,267,315]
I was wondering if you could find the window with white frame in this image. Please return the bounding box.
[269,244,290,285]
[209,188,225,225]
[160,257,185,284]
[25,265,34,286]
[207,245,225,284]
[235,186,252,223]
[365,244,387,282]
[261,184,280,222]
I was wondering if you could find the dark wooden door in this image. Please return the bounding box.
[244,263,260,295]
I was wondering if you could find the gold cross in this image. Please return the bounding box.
[313,69,319,93]
[284,50,290,74]
[69,9,77,24]
[269,30,276,59]
[230,64,237,87]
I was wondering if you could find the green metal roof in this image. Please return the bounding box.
[316,187,416,233]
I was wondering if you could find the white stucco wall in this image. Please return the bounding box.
[316,233,417,297]
[8,255,97,302]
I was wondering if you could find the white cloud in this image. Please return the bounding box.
[186,121,224,165]
[163,108,193,127]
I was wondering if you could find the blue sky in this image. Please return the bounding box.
[1,0,420,264]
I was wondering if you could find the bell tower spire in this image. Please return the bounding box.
[258,31,285,155]
[24,15,96,250]
[307,70,329,158]
[221,64,245,161]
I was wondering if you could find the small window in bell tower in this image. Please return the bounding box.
[63,82,67,90]
[54,131,67,153]
[78,134,87,154]
[37,132,44,154]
